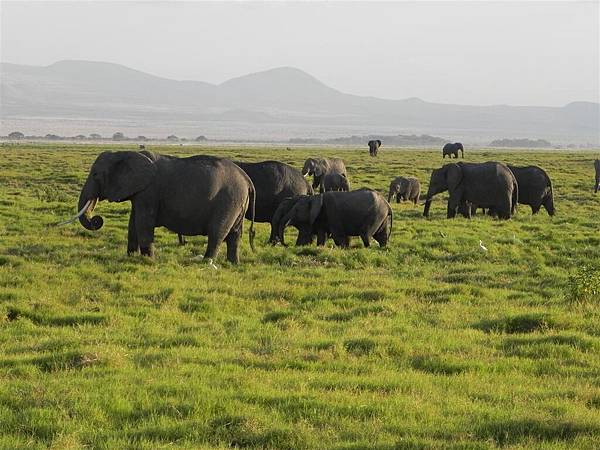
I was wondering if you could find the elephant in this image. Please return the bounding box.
[58,151,255,263]
[388,177,421,204]
[368,140,382,157]
[277,189,392,248]
[442,142,464,158]
[423,162,518,220]
[322,172,350,192]
[270,195,316,246]
[595,160,600,193]
[302,157,347,193]
[178,160,313,245]
[507,165,554,215]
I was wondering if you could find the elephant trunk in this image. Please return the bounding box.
[423,197,433,217]
[77,176,104,230]
[387,190,393,203]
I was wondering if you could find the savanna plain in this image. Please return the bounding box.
[1,143,600,449]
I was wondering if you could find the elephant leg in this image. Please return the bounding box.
[316,229,327,246]
[225,220,243,264]
[447,201,458,219]
[178,234,186,245]
[373,225,388,247]
[360,233,370,248]
[531,203,541,215]
[134,208,155,257]
[333,234,349,248]
[127,208,139,255]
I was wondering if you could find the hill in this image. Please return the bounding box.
[1,60,599,143]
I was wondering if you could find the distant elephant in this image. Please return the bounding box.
[322,172,350,192]
[277,189,392,248]
[368,140,382,157]
[178,160,312,245]
[508,165,554,215]
[58,151,255,263]
[442,142,464,158]
[388,176,421,204]
[423,162,518,219]
[302,157,347,193]
[595,160,600,193]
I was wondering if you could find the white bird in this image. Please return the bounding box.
[207,258,219,270]
[479,240,488,252]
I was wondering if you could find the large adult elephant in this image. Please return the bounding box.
[58,151,255,263]
[302,157,347,193]
[388,176,421,204]
[423,162,518,219]
[595,160,600,193]
[179,160,313,245]
[368,140,382,157]
[277,189,392,248]
[508,165,554,215]
[442,143,464,158]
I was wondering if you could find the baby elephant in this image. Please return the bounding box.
[277,189,392,248]
[388,177,420,204]
[322,172,350,192]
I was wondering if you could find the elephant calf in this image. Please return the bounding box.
[277,189,392,248]
[508,165,554,215]
[595,159,600,193]
[388,176,420,204]
[302,157,347,193]
[322,172,350,192]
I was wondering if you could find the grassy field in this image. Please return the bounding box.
[1,142,599,449]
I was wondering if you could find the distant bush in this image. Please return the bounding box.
[195,135,207,141]
[567,265,600,303]
[167,135,179,141]
[45,134,61,140]
[137,135,147,141]
[490,138,552,148]
[112,132,125,140]
[89,133,102,139]
[8,131,24,139]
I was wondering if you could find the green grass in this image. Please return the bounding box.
[1,142,600,449]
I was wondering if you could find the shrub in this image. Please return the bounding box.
[567,265,600,303]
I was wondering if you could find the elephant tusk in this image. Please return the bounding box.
[303,173,310,178]
[54,199,93,226]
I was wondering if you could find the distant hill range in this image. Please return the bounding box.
[1,60,598,144]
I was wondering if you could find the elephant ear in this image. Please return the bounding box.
[377,140,381,146]
[313,165,324,177]
[104,152,156,202]
[446,164,463,192]
[309,195,324,225]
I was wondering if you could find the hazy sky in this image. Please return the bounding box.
[1,1,598,106]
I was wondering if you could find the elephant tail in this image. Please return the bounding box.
[511,178,519,216]
[248,182,256,252]
[387,202,393,241]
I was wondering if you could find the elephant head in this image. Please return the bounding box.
[302,158,326,189]
[276,195,323,245]
[388,177,406,202]
[423,164,462,217]
[60,151,156,230]
[368,140,381,156]
[456,143,464,157]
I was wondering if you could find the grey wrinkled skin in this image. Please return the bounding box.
[271,195,316,247]
[322,172,350,192]
[368,140,382,157]
[423,161,517,220]
[277,189,392,248]
[302,157,347,193]
[508,165,554,216]
[76,150,255,263]
[388,176,420,204]
[178,160,312,246]
[442,142,464,159]
[595,159,600,193]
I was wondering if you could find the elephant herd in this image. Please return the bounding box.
[58,149,599,264]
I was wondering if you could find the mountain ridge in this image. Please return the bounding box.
[1,60,598,143]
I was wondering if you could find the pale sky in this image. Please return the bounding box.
[1,1,598,106]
